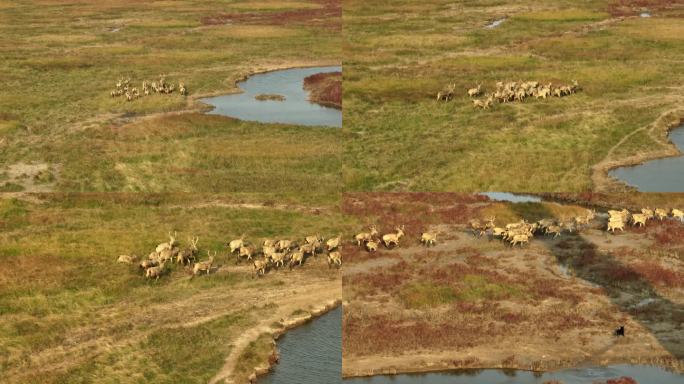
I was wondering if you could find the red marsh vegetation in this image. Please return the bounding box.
[303,71,341,109]
[201,0,341,30]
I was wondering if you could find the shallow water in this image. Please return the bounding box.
[259,306,342,384]
[344,365,683,384]
[485,18,506,28]
[479,192,542,203]
[640,12,651,18]
[609,125,684,192]
[201,66,342,127]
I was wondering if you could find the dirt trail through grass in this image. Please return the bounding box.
[593,105,684,191]
[2,258,340,384]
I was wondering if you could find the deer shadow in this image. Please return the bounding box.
[506,202,683,365]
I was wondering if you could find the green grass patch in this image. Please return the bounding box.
[234,332,275,381]
[514,9,608,22]
[399,282,457,309]
[455,275,524,302]
[343,0,684,191]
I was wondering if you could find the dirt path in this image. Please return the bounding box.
[2,261,340,384]
[592,106,684,192]
[166,200,330,215]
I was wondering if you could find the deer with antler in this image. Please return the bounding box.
[467,84,482,97]
[193,251,215,276]
[228,234,246,254]
[177,236,199,265]
[155,231,178,253]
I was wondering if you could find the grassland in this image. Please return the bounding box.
[0,193,354,383]
[342,193,684,376]
[0,0,341,198]
[342,0,684,192]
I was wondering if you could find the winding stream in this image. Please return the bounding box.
[344,365,682,383]
[201,66,342,127]
[609,125,684,192]
[259,306,342,383]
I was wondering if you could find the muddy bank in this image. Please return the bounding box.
[344,364,684,384]
[343,354,684,378]
[303,71,342,109]
[249,299,342,383]
[593,108,684,192]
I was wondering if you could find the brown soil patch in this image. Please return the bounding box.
[1,162,59,193]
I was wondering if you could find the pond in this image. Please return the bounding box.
[259,306,342,383]
[609,125,684,192]
[201,66,342,128]
[344,364,683,384]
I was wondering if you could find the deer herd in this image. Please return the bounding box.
[353,225,405,253]
[606,207,684,233]
[110,74,187,102]
[117,231,342,280]
[470,206,684,246]
[437,80,580,109]
[117,206,683,278]
[351,206,684,252]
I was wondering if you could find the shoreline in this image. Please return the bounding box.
[78,60,342,132]
[592,108,684,192]
[342,355,684,379]
[192,61,341,101]
[248,299,342,383]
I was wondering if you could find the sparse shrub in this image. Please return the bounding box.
[605,377,638,384]
[633,262,683,287]
[653,221,684,246]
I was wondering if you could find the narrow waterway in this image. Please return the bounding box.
[609,125,684,192]
[259,306,342,383]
